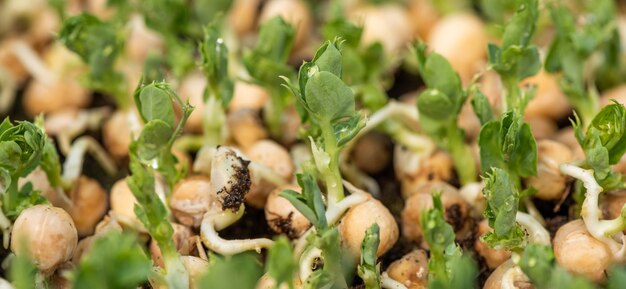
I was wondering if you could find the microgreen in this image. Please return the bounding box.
[243,16,296,138]
[520,244,596,289]
[545,0,620,127]
[487,0,540,113]
[280,172,352,289]
[127,141,189,289]
[133,81,194,190]
[58,13,128,108]
[198,20,233,147]
[8,251,38,289]
[481,168,525,250]
[266,236,298,289]
[0,118,48,220]
[284,40,366,205]
[478,111,537,187]
[421,194,477,289]
[357,224,381,289]
[70,231,152,289]
[199,252,263,289]
[414,42,477,185]
[323,17,387,111]
[573,102,626,191]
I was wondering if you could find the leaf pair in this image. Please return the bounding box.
[59,13,126,103]
[574,102,626,190]
[487,0,541,83]
[0,119,48,218]
[133,81,193,189]
[478,111,537,180]
[285,40,365,147]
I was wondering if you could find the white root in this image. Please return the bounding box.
[559,163,626,262]
[10,40,55,84]
[459,182,484,213]
[299,247,322,282]
[523,198,546,227]
[200,212,273,256]
[0,210,11,249]
[381,272,408,289]
[62,136,117,185]
[51,107,112,154]
[294,182,369,257]
[516,212,550,245]
[0,277,15,289]
[193,145,287,187]
[339,152,380,198]
[363,101,420,135]
[501,265,530,289]
[199,147,275,255]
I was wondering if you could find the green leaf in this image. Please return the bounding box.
[9,250,38,289]
[199,252,263,289]
[422,194,476,289]
[471,89,495,125]
[322,18,362,48]
[58,13,126,103]
[478,112,537,178]
[266,237,298,289]
[199,21,234,108]
[243,16,295,86]
[501,0,538,49]
[280,173,327,230]
[71,231,152,289]
[0,119,47,218]
[417,89,456,121]
[482,168,525,250]
[305,71,355,123]
[358,224,381,289]
[135,83,176,125]
[609,266,626,289]
[415,46,463,111]
[39,141,63,188]
[137,120,174,161]
[520,244,596,289]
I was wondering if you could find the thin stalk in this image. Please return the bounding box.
[444,121,477,185]
[321,122,344,206]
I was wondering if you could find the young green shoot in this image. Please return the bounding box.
[280,172,352,289]
[414,43,477,185]
[283,40,366,207]
[70,231,152,289]
[573,102,626,191]
[0,118,48,247]
[482,168,550,252]
[198,20,234,147]
[545,0,619,127]
[127,141,189,289]
[266,236,299,289]
[133,81,194,190]
[519,244,596,289]
[198,252,263,289]
[487,0,541,113]
[421,194,478,289]
[59,13,128,108]
[243,16,296,138]
[323,17,387,112]
[358,224,381,289]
